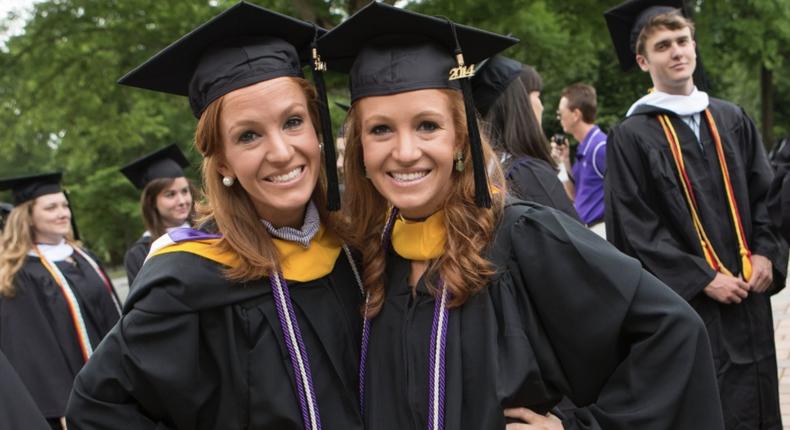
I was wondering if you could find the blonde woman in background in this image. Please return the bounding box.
[0,172,121,430]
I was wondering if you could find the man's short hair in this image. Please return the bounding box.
[635,9,695,56]
[561,83,597,124]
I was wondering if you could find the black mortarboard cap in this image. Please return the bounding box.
[0,172,63,205]
[604,0,685,70]
[318,2,518,207]
[118,1,316,118]
[118,1,341,210]
[120,144,190,190]
[0,172,81,240]
[472,56,523,117]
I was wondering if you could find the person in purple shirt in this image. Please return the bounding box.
[552,83,608,236]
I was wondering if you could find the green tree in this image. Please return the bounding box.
[1,0,787,264]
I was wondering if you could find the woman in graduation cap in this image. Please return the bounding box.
[319,3,724,429]
[0,172,122,430]
[66,3,362,430]
[472,56,579,221]
[120,144,195,286]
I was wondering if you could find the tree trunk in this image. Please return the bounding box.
[761,65,774,150]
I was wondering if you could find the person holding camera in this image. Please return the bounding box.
[551,84,607,237]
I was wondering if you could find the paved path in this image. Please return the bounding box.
[772,286,790,428]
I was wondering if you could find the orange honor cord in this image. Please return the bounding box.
[704,110,753,281]
[658,111,752,280]
[34,246,93,362]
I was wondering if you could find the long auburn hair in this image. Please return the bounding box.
[483,65,554,168]
[0,198,76,297]
[193,77,331,282]
[140,177,197,239]
[340,89,505,317]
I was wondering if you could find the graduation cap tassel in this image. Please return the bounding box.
[460,77,491,208]
[447,21,491,208]
[311,30,341,212]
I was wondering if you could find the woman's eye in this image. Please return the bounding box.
[417,121,439,132]
[370,125,391,135]
[284,116,304,130]
[238,130,259,143]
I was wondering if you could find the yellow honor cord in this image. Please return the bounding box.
[659,112,752,280]
[391,210,446,261]
[150,225,342,282]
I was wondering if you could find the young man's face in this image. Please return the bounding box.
[636,26,697,94]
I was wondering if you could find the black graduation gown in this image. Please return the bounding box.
[363,202,724,430]
[0,251,121,420]
[0,349,50,430]
[66,248,364,430]
[124,235,152,286]
[605,98,788,429]
[767,137,790,241]
[505,155,580,222]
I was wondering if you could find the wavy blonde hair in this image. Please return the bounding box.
[0,202,35,297]
[194,77,332,281]
[340,89,505,317]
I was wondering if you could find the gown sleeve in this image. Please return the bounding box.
[0,266,84,419]
[0,350,50,430]
[124,240,149,287]
[508,206,724,429]
[736,108,788,293]
[506,158,580,222]
[604,123,717,301]
[66,308,207,430]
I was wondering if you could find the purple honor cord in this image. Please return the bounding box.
[359,208,452,430]
[271,271,322,430]
[427,281,450,430]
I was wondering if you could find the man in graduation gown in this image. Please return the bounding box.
[604,1,788,428]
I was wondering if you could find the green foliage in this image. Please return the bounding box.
[1,0,788,263]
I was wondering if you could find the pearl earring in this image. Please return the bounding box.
[222,176,235,187]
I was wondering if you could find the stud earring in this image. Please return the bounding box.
[222,176,235,187]
[319,142,324,151]
[454,151,465,172]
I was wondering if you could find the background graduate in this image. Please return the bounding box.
[473,55,579,220]
[0,172,121,430]
[66,3,363,429]
[320,2,724,429]
[603,0,788,427]
[120,143,194,286]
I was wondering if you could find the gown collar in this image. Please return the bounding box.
[149,206,340,282]
[29,239,73,261]
[626,86,709,117]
